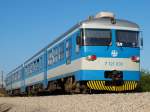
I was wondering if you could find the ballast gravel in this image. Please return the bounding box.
[0,92,150,112]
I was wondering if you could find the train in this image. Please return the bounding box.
[5,12,143,95]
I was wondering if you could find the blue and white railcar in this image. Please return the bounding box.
[5,12,143,95]
[5,65,23,94]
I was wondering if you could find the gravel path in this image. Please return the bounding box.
[0,92,150,112]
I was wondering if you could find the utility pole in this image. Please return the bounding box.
[1,71,3,89]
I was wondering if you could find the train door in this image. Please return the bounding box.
[66,38,72,64]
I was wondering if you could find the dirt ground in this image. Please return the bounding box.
[0,92,150,112]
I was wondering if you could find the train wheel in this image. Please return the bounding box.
[80,85,88,94]
[64,77,77,94]
[27,86,35,96]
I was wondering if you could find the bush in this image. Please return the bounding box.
[138,71,150,92]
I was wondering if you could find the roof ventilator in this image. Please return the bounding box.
[95,11,116,24]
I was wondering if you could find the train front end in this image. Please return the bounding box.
[77,12,143,92]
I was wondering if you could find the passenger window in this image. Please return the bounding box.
[60,42,64,60]
[66,38,72,64]
[37,59,39,63]
[55,47,59,63]
[48,50,53,66]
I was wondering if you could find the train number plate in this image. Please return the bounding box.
[105,61,124,67]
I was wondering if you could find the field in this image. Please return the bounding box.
[0,92,150,112]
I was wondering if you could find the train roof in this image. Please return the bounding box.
[81,18,140,30]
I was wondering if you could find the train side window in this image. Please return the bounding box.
[53,48,55,64]
[11,75,12,82]
[14,73,16,81]
[29,63,32,75]
[35,61,37,72]
[15,73,17,81]
[12,74,14,82]
[48,50,53,66]
[29,63,32,74]
[27,65,29,74]
[76,30,83,53]
[40,57,42,69]
[15,72,18,81]
[37,59,39,63]
[26,65,30,76]
[31,63,33,73]
[37,59,39,71]
[18,72,21,80]
[13,73,15,81]
[27,66,29,74]
[58,45,61,61]
[33,62,35,72]
[13,74,15,81]
[39,57,43,70]
[53,47,58,64]
[48,51,50,65]
[60,42,64,60]
[14,74,16,81]
[31,59,35,71]
[48,44,64,66]
[56,47,59,63]
[11,75,13,82]
[52,49,54,64]
[55,47,59,63]
[66,38,72,64]
[25,66,27,73]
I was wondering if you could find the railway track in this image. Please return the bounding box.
[0,93,149,112]
[0,103,12,112]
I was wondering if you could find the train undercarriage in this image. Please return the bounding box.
[8,75,139,96]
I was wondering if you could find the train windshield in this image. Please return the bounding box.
[83,29,111,46]
[116,30,139,48]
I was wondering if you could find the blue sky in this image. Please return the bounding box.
[0,0,150,75]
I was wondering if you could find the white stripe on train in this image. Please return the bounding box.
[47,57,139,79]
[8,57,139,90]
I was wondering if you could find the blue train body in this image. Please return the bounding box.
[5,12,143,94]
